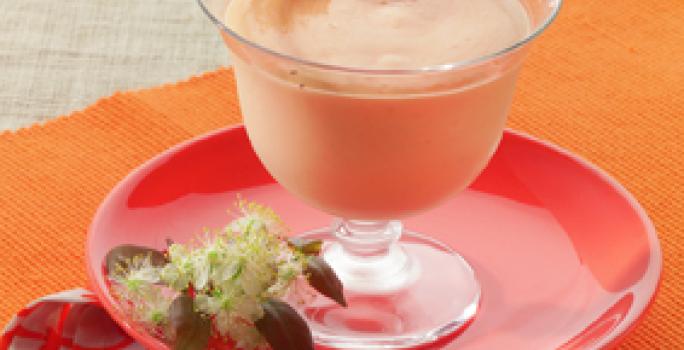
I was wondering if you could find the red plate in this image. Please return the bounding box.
[86,126,661,349]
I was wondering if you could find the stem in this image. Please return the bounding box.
[326,220,417,293]
[334,220,402,258]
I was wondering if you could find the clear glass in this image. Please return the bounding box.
[198,0,561,348]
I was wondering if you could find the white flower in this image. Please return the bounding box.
[229,215,264,235]
[110,255,162,295]
[224,315,265,350]
[167,243,188,262]
[139,288,174,326]
[112,282,175,336]
[160,260,191,290]
[232,294,264,321]
[191,252,211,290]
[230,199,287,236]
[127,265,161,284]
[111,200,309,349]
[195,294,222,315]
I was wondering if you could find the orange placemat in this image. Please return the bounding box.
[0,0,682,348]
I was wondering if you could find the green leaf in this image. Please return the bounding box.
[306,256,347,307]
[287,238,323,256]
[105,244,167,275]
[255,299,314,350]
[169,294,211,350]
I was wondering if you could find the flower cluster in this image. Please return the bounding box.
[109,200,309,350]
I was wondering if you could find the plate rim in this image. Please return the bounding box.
[502,129,662,349]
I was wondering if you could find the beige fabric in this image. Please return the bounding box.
[0,0,227,131]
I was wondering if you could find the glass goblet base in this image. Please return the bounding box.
[293,220,480,349]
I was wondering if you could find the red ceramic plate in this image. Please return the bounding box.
[86,126,661,350]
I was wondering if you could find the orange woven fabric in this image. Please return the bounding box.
[0,0,682,348]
